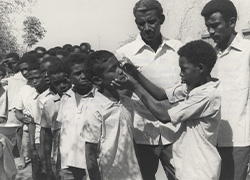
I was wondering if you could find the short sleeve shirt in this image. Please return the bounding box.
[58,88,95,169]
[116,34,182,145]
[82,92,142,180]
[166,80,221,180]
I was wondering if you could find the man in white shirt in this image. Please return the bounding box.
[201,1,250,179]
[116,0,182,179]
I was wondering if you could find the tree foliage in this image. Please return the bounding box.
[0,0,36,59]
[22,16,46,48]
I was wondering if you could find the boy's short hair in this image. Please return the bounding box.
[42,56,61,65]
[56,50,70,58]
[64,53,88,75]
[28,61,41,72]
[5,52,19,61]
[80,42,91,50]
[177,40,217,73]
[201,0,237,21]
[18,54,39,67]
[34,46,46,53]
[47,61,66,77]
[133,0,163,17]
[63,44,73,53]
[84,50,114,82]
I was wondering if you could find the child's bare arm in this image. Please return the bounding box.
[86,142,101,180]
[15,109,32,124]
[134,83,171,123]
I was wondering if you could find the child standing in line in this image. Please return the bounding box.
[82,50,142,180]
[114,40,222,180]
[40,61,71,180]
[58,53,94,180]
[15,61,48,180]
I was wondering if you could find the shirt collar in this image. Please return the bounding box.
[132,34,176,55]
[95,91,122,110]
[215,33,244,53]
[188,79,220,97]
[65,86,96,98]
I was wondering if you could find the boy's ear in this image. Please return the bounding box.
[229,17,237,28]
[92,76,102,86]
[198,63,204,73]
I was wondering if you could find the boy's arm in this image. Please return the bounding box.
[28,120,40,163]
[133,83,171,123]
[136,73,168,101]
[15,109,32,124]
[85,142,101,180]
[121,60,167,100]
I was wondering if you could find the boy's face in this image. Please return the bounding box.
[179,56,201,88]
[7,58,18,71]
[70,63,92,90]
[19,62,30,79]
[205,12,234,45]
[27,69,46,91]
[50,72,71,95]
[40,61,52,85]
[99,56,126,88]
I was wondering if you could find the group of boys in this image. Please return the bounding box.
[0,0,249,180]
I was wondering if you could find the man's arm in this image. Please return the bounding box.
[85,142,101,180]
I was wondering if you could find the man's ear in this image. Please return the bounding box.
[229,17,237,28]
[92,76,102,86]
[159,14,165,25]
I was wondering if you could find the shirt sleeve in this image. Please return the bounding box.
[14,87,25,110]
[165,84,187,103]
[168,92,218,125]
[81,106,102,144]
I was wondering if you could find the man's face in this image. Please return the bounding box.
[50,72,71,95]
[70,63,92,90]
[99,56,126,89]
[40,61,53,85]
[205,12,234,45]
[19,62,30,79]
[27,69,46,91]
[179,56,201,88]
[135,9,164,42]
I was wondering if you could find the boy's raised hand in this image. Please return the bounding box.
[111,71,138,91]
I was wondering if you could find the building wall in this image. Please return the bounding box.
[159,0,250,43]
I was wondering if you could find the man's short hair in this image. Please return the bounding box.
[18,54,39,67]
[64,53,88,75]
[84,50,114,82]
[133,0,163,17]
[201,0,237,21]
[177,40,217,73]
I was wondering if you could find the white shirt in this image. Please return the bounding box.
[116,34,182,145]
[166,80,221,180]
[82,91,142,180]
[212,34,250,147]
[15,85,41,144]
[58,88,95,169]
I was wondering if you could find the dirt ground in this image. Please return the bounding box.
[14,157,250,180]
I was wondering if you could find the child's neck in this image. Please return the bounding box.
[187,75,212,93]
[102,88,120,102]
[73,85,93,106]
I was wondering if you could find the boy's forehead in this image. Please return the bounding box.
[28,69,41,76]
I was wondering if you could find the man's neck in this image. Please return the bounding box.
[218,32,237,52]
[143,34,162,52]
[73,85,92,96]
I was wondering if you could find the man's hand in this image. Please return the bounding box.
[22,115,33,124]
[120,57,140,78]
